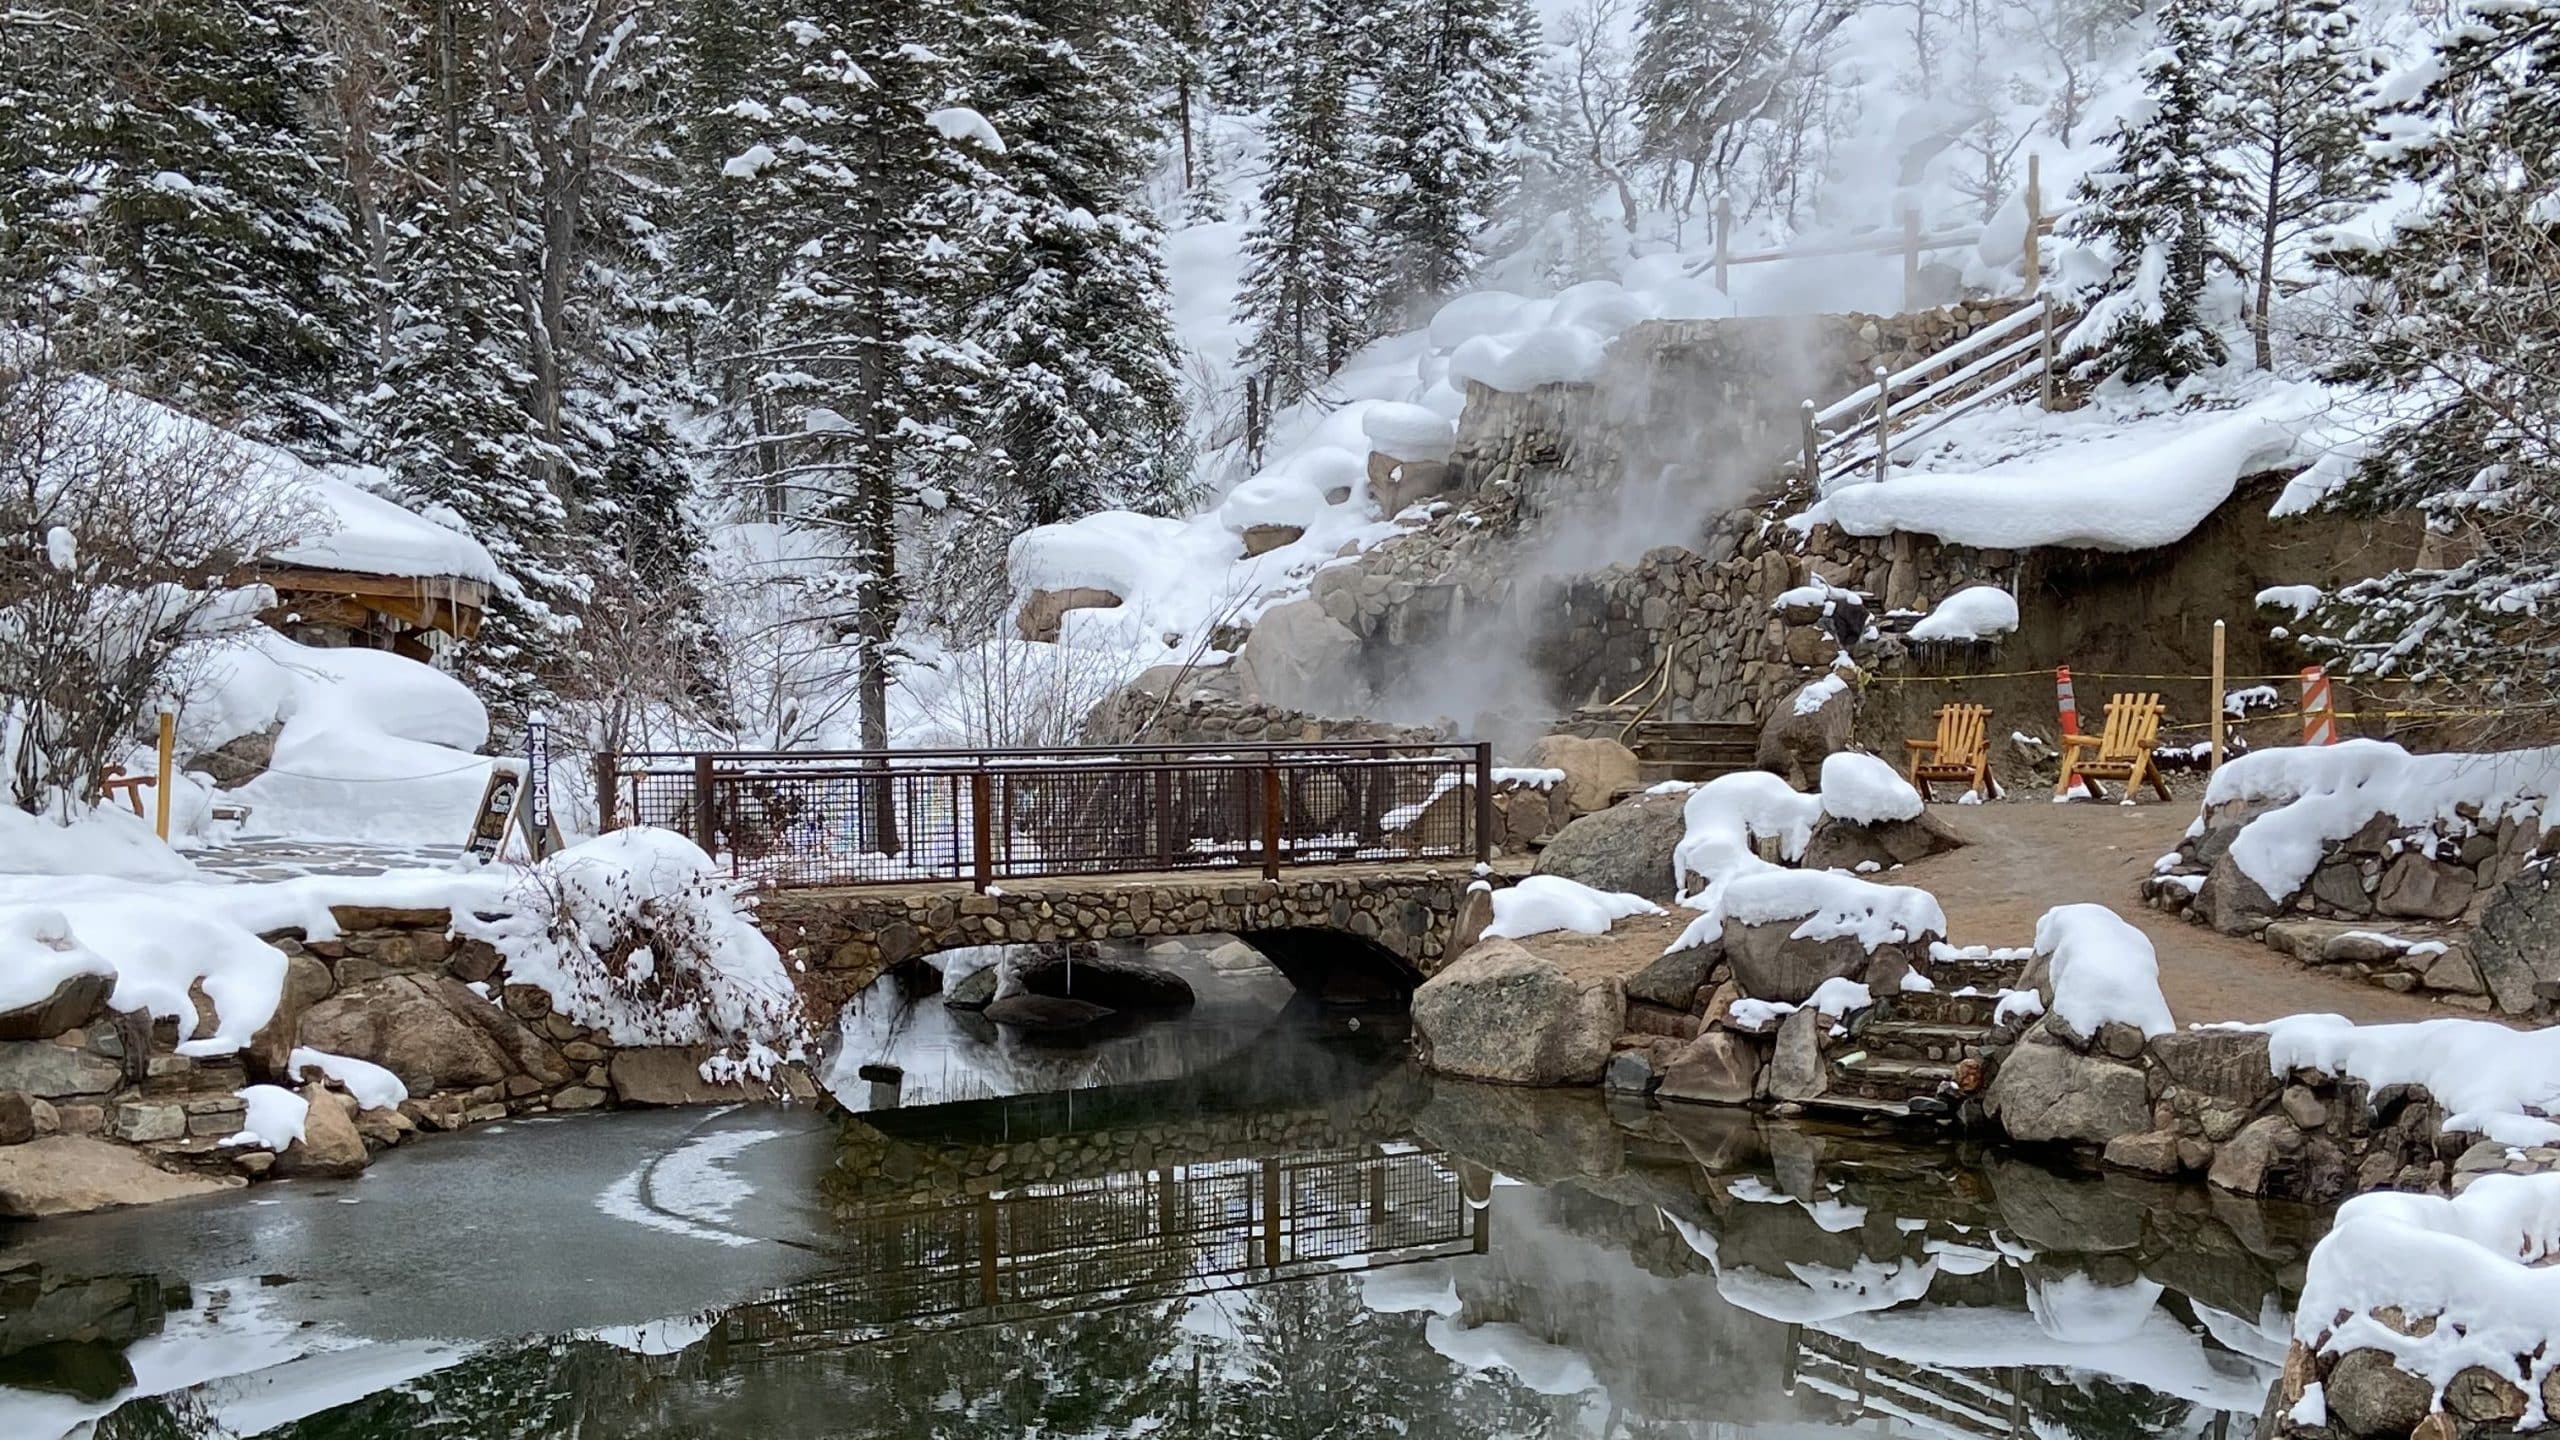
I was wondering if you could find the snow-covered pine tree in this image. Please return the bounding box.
[730,0,1001,751]
[0,0,359,455]
[2216,0,2380,370]
[1367,0,1538,327]
[1233,0,1371,427]
[2300,1,2560,703]
[2066,0,2233,387]
[962,0,1190,532]
[1204,0,1292,109]
[374,0,577,725]
[1629,0,1843,218]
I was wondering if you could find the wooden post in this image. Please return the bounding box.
[691,752,716,856]
[153,711,174,841]
[2039,301,2058,412]
[1472,742,1494,865]
[1873,365,1892,485]
[1902,207,1922,311]
[971,769,994,891]
[593,750,618,832]
[2022,154,2043,297]
[1261,1159,1283,1268]
[2210,619,2228,771]
[1713,193,1732,294]
[1260,763,1282,881]
[1800,399,1820,491]
[1153,767,1175,871]
[977,1197,1001,1308]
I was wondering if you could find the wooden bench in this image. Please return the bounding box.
[2056,693,2173,802]
[1904,703,1998,801]
[98,765,155,816]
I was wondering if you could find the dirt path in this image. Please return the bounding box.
[1903,799,2455,1026]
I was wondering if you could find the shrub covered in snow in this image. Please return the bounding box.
[454,828,816,1080]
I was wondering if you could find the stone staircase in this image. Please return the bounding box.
[1626,720,1760,787]
[1800,949,2029,1123]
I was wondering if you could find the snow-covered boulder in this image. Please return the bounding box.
[1801,752,1967,871]
[1533,791,1691,903]
[1718,870,1945,1004]
[1482,874,1663,941]
[1756,671,1857,788]
[1235,598,1368,713]
[1908,585,2020,642]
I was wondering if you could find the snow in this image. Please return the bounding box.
[1819,752,1925,824]
[222,1084,310,1151]
[213,629,497,845]
[1804,977,1873,1019]
[288,1047,410,1111]
[1669,770,1822,908]
[0,804,197,880]
[1907,585,2020,642]
[0,906,118,1014]
[1798,382,2334,552]
[1481,874,1663,940]
[2201,740,2560,903]
[2256,584,2325,618]
[1791,671,1849,715]
[277,470,502,585]
[1993,989,2046,1025]
[2033,903,2174,1039]
[1361,401,1457,461]
[596,1124,786,1248]
[2247,1013,2560,1147]
[2297,1172,2560,1423]
[924,106,1004,154]
[1720,870,1946,952]
[1423,1316,1598,1397]
[1359,1263,1463,1316]
[450,828,811,1067]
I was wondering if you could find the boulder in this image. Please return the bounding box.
[2146,1028,2280,1111]
[2197,850,2283,935]
[2310,860,2374,916]
[608,1046,818,1106]
[276,1083,370,1177]
[1756,675,1854,788]
[1625,939,1720,1011]
[1523,735,1641,817]
[1016,954,1194,1010]
[1764,1005,1827,1102]
[0,971,113,1042]
[1236,599,1367,712]
[2378,853,2476,920]
[2101,1130,2186,1176]
[0,1090,40,1146]
[246,951,336,1083]
[2469,865,2560,1015]
[1493,782,1562,848]
[1603,1048,1659,1094]
[1724,917,1917,1006]
[1656,1030,1763,1106]
[1532,792,1689,902]
[297,975,572,1096]
[944,965,1001,1010]
[982,994,1117,1032]
[2206,1113,2351,1200]
[2324,1348,2434,1439]
[1799,810,1967,873]
[1239,523,1305,557]
[1983,1024,2152,1145]
[0,1040,124,1100]
[1440,883,1494,968]
[1016,585,1123,643]
[0,1136,242,1217]
[1411,940,1623,1086]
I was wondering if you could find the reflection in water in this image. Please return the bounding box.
[0,1012,2324,1439]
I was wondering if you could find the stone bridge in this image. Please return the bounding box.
[757,865,1500,1001]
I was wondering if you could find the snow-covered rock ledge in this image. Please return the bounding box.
[2147,741,2560,1018]
[0,829,822,1218]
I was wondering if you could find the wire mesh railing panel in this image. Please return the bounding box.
[602,744,1486,889]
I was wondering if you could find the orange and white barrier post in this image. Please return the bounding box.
[2300,666,2337,746]
[2056,666,2080,737]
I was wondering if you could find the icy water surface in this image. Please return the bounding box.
[0,1007,2324,1438]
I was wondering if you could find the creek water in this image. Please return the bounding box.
[0,1001,2324,1438]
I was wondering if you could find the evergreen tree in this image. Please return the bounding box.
[1233,0,1370,424]
[2066,0,2233,387]
[2301,1,2560,699]
[1369,0,1539,326]
[731,0,1001,751]
[1205,0,1293,109]
[964,0,1191,531]
[2216,0,2380,369]
[0,0,359,453]
[374,0,576,724]
[1629,0,1830,215]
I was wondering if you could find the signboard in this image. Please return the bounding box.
[463,761,526,863]
[525,715,553,860]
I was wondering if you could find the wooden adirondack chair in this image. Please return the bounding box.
[1905,703,1998,801]
[2056,693,2173,802]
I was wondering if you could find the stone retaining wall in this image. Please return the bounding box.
[0,906,817,1217]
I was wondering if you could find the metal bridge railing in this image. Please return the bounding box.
[596,741,1494,890]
